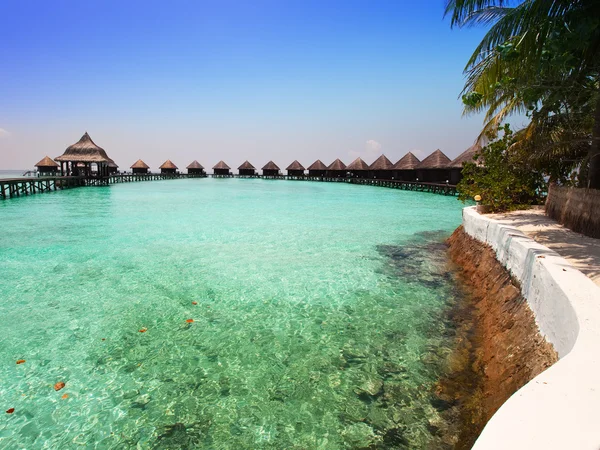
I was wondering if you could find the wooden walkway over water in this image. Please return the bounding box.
[0,172,456,200]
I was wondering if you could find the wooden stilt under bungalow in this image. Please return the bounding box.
[369,154,394,179]
[213,161,231,176]
[392,152,420,181]
[326,159,347,178]
[286,160,305,177]
[238,161,256,176]
[159,160,178,174]
[346,157,370,178]
[55,132,112,179]
[187,160,205,175]
[448,144,482,185]
[262,161,280,177]
[131,159,150,174]
[34,156,59,176]
[415,149,451,183]
[307,160,328,177]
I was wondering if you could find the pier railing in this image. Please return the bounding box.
[1,172,456,201]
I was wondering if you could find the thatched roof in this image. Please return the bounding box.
[238,160,256,170]
[35,156,58,168]
[213,160,231,170]
[130,159,150,169]
[346,157,370,171]
[327,159,346,171]
[159,160,178,170]
[262,161,280,171]
[107,158,118,168]
[415,149,451,169]
[187,160,204,169]
[55,132,111,163]
[307,160,328,171]
[448,143,483,168]
[369,154,393,171]
[393,152,420,170]
[286,160,305,171]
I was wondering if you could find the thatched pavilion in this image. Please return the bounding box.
[346,157,369,178]
[326,159,347,178]
[448,144,482,184]
[159,160,178,174]
[369,154,394,179]
[55,132,112,177]
[415,149,451,183]
[34,156,59,175]
[238,161,256,176]
[187,160,205,175]
[392,152,420,181]
[131,159,150,174]
[262,161,280,177]
[307,160,328,177]
[286,160,305,176]
[107,158,119,174]
[213,161,231,176]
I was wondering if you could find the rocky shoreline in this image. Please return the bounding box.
[435,226,558,449]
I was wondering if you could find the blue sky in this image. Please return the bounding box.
[0,0,511,170]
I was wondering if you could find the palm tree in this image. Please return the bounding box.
[445,0,600,188]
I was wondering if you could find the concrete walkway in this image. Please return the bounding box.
[489,207,600,286]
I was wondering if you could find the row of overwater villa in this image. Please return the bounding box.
[33,132,482,185]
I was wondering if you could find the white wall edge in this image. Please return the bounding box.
[462,206,600,450]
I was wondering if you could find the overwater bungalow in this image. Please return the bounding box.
[34,156,59,176]
[346,157,370,178]
[131,159,150,174]
[55,132,112,177]
[392,152,420,181]
[107,158,119,174]
[415,149,451,183]
[159,160,178,174]
[448,144,482,185]
[307,160,328,177]
[262,161,280,177]
[238,161,256,176]
[327,159,347,178]
[213,161,231,176]
[369,154,394,179]
[286,160,305,176]
[187,160,205,175]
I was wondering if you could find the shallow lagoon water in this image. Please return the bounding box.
[0,178,464,449]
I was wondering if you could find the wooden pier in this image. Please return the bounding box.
[1,172,456,201]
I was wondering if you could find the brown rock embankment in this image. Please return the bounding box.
[437,226,558,448]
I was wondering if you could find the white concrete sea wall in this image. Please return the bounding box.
[462,206,600,450]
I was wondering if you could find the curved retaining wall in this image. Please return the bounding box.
[462,207,600,449]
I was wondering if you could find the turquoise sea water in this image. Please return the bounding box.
[0,178,464,449]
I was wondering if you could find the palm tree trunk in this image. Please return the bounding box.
[589,92,600,189]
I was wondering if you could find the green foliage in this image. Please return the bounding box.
[457,125,547,212]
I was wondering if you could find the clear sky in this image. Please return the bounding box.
[0,0,513,170]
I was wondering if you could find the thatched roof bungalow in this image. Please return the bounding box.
[131,159,150,174]
[448,144,483,184]
[392,152,420,181]
[159,160,178,174]
[238,160,256,176]
[346,157,369,178]
[369,154,393,179]
[213,160,231,176]
[107,158,119,174]
[55,132,111,177]
[326,159,347,178]
[415,149,451,183]
[187,160,205,175]
[307,160,327,177]
[286,160,305,177]
[262,161,280,177]
[34,156,59,174]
